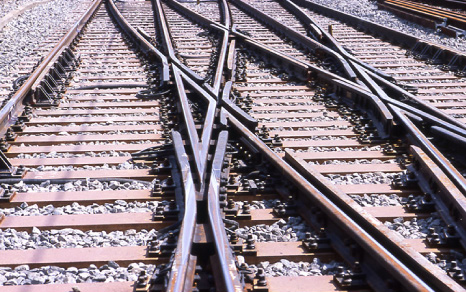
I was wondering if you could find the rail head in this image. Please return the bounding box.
[208,130,243,292]
[166,130,198,292]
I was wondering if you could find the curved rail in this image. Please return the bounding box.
[229,0,358,82]
[227,113,461,292]
[107,0,170,87]
[153,0,205,83]
[157,0,231,96]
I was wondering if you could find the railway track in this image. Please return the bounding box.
[243,0,466,127]
[0,0,178,290]
[413,0,466,10]
[0,0,466,291]
[377,0,466,36]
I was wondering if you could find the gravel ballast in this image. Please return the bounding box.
[0,0,85,78]
[0,0,40,20]
[0,228,158,250]
[306,0,466,52]
[235,217,311,242]
[0,262,155,285]
[384,214,446,239]
[2,179,152,193]
[240,257,345,277]
[0,200,165,217]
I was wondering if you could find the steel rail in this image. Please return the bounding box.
[0,0,102,132]
[229,0,359,82]
[279,0,392,79]
[227,113,437,292]
[228,24,395,137]
[208,130,243,292]
[352,61,466,137]
[271,0,466,131]
[291,0,466,76]
[107,0,170,87]
[255,0,466,151]
[283,146,465,292]
[176,68,217,180]
[172,67,204,181]
[219,0,231,28]
[221,5,461,282]
[152,0,205,83]
[166,130,198,292]
[383,0,466,28]
[366,69,466,131]
[163,0,230,96]
[412,0,466,9]
[390,105,466,218]
[220,81,258,130]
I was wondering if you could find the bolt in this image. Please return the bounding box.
[336,266,345,277]
[246,234,255,250]
[353,262,362,274]
[167,232,176,244]
[304,232,312,241]
[242,202,250,214]
[137,271,148,287]
[230,232,238,244]
[342,273,352,285]
[227,199,235,209]
[156,206,164,215]
[168,200,177,210]
[256,268,267,286]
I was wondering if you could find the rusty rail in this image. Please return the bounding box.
[390,105,466,215]
[229,0,359,82]
[0,0,102,132]
[173,68,217,180]
[208,130,243,292]
[152,0,204,83]
[163,0,230,96]
[107,0,170,87]
[227,113,438,291]
[292,0,466,75]
[166,130,198,292]
[380,0,466,29]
